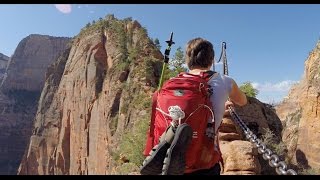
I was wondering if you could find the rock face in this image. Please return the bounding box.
[1,35,70,92]
[0,35,70,174]
[18,16,163,175]
[0,53,9,83]
[219,97,283,175]
[0,53,9,68]
[276,40,320,171]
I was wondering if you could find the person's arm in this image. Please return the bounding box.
[229,79,247,106]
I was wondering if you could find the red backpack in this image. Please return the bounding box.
[143,71,222,173]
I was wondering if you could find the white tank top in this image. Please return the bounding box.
[208,72,233,133]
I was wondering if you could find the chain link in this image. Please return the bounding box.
[228,107,297,175]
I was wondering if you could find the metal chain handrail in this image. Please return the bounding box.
[227,107,298,175]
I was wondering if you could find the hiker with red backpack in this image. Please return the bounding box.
[140,37,247,175]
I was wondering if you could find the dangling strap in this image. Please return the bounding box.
[149,91,158,138]
[143,91,158,156]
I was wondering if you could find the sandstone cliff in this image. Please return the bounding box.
[1,35,70,92]
[276,40,320,173]
[0,35,70,174]
[18,16,163,175]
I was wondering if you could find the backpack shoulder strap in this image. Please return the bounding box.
[178,70,216,81]
[200,70,216,81]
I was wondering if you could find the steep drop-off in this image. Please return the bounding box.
[276,40,320,172]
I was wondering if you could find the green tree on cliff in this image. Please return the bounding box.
[154,38,161,50]
[169,46,187,77]
[161,46,187,82]
[239,81,259,98]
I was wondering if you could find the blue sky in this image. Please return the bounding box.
[1,4,319,104]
